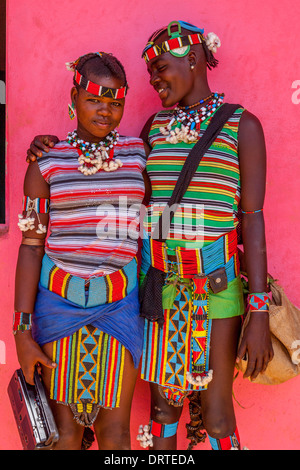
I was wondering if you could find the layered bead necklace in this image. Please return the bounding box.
[67,129,123,175]
[160,92,225,144]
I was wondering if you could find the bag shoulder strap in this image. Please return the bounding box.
[152,103,242,241]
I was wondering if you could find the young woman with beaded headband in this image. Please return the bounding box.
[14,51,150,450]
[27,20,272,451]
[135,20,273,451]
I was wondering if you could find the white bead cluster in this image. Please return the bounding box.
[186,369,213,386]
[18,198,47,234]
[17,215,35,232]
[160,121,199,144]
[18,215,47,234]
[36,223,47,234]
[205,32,221,54]
[136,424,153,448]
[159,93,224,144]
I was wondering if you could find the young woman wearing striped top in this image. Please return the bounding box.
[136,21,273,451]
[14,52,150,450]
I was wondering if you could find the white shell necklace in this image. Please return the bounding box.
[159,92,224,144]
[67,129,123,175]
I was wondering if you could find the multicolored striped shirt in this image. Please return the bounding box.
[38,136,146,278]
[144,105,245,248]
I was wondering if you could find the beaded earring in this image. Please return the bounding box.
[68,102,76,120]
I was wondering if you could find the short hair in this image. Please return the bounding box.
[74,52,127,88]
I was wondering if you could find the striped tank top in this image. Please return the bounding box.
[144,105,245,248]
[38,136,146,278]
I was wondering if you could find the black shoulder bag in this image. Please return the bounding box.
[140,103,242,325]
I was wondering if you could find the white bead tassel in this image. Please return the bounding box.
[17,215,36,231]
[17,197,47,234]
[136,424,153,448]
[102,159,123,172]
[186,369,213,386]
[205,32,221,54]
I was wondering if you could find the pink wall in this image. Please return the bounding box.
[2,0,300,450]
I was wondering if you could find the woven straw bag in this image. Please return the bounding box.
[237,279,300,384]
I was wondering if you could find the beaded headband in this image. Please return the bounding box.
[66,52,128,99]
[74,69,128,99]
[142,21,220,64]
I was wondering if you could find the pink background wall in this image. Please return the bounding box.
[1,0,300,450]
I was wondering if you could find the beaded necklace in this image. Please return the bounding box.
[159,92,224,144]
[177,92,215,110]
[67,129,123,175]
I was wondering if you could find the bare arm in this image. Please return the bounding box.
[236,110,273,379]
[14,161,56,384]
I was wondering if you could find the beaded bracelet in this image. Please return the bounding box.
[13,311,32,334]
[248,293,270,312]
[241,208,263,214]
[18,196,49,235]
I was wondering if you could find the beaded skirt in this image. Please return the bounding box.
[50,325,125,426]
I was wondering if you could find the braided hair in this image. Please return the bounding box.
[74,52,127,89]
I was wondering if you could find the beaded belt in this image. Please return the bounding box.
[40,254,138,308]
[149,229,239,280]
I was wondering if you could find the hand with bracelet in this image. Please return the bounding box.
[235,216,274,383]
[13,313,57,385]
[236,289,274,380]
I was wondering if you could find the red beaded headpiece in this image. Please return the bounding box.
[74,69,128,99]
[66,52,128,99]
[142,21,204,63]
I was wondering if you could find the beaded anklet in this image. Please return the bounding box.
[208,427,240,450]
[150,420,179,438]
[136,420,179,448]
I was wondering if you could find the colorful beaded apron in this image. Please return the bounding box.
[141,229,239,405]
[38,255,138,424]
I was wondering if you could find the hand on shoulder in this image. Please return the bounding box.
[26,135,60,163]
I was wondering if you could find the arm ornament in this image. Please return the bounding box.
[248,292,270,312]
[21,237,45,246]
[18,196,49,234]
[13,311,32,334]
[241,208,263,214]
